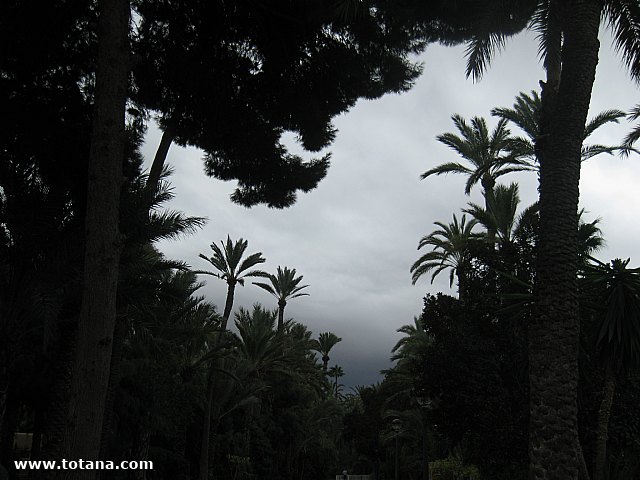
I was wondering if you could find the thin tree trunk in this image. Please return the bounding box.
[144,127,175,200]
[62,0,129,477]
[221,283,236,330]
[530,1,601,479]
[594,366,616,480]
[277,301,286,332]
[481,174,496,246]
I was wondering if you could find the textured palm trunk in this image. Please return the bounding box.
[594,366,616,480]
[530,1,601,479]
[62,0,129,477]
[322,355,329,372]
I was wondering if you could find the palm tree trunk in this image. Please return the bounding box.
[277,301,286,332]
[62,0,129,476]
[594,366,616,480]
[221,283,236,330]
[481,174,496,246]
[530,1,601,479]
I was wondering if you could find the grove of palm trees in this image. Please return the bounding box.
[2,1,640,480]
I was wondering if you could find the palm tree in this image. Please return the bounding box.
[391,317,432,364]
[582,258,640,480]
[422,115,533,243]
[327,365,345,398]
[464,182,543,261]
[410,214,481,300]
[197,236,267,330]
[460,4,640,477]
[253,266,309,331]
[312,332,342,372]
[492,90,628,165]
[196,238,265,480]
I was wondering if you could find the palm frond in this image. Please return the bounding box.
[604,0,640,82]
[464,32,507,81]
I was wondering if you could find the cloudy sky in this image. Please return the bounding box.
[142,27,640,388]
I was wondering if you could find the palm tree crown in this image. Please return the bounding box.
[254,266,309,331]
[312,332,342,372]
[411,214,481,299]
[422,114,533,197]
[492,90,628,164]
[197,236,267,329]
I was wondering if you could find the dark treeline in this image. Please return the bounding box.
[2,1,640,480]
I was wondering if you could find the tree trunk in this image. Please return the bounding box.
[221,283,236,330]
[529,1,601,479]
[277,301,286,332]
[594,366,616,480]
[481,174,496,246]
[144,127,175,201]
[62,0,129,477]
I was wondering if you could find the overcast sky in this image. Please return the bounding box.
[141,28,640,389]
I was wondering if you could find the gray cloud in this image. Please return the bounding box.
[143,29,640,388]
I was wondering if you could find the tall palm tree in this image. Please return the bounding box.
[422,115,533,243]
[253,266,309,331]
[582,258,640,480]
[196,237,266,480]
[197,236,267,330]
[492,90,628,164]
[410,214,481,300]
[312,332,342,372]
[461,3,640,478]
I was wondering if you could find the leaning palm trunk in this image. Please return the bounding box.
[594,366,616,480]
[530,1,601,478]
